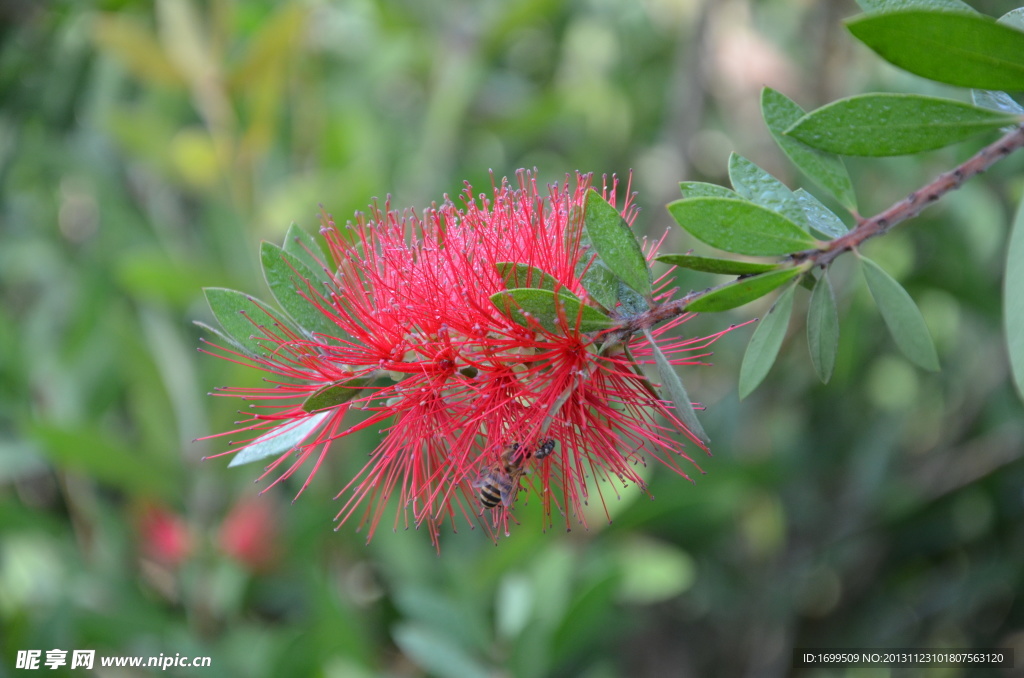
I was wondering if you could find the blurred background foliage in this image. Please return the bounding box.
[2,0,1024,676]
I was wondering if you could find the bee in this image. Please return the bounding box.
[475,438,555,510]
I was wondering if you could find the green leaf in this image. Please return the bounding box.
[393,623,493,678]
[302,377,376,413]
[847,11,1024,91]
[642,328,709,445]
[1003,197,1024,402]
[204,287,294,357]
[686,267,803,312]
[667,198,820,256]
[490,288,614,334]
[495,262,566,294]
[282,223,330,283]
[679,182,741,200]
[583,189,652,298]
[807,273,839,383]
[854,0,976,13]
[656,254,778,276]
[575,247,620,310]
[794,189,849,239]
[861,257,940,371]
[738,283,797,399]
[227,411,331,468]
[728,153,809,231]
[972,10,1024,119]
[261,242,340,340]
[616,281,649,315]
[761,88,858,212]
[786,94,1020,156]
[31,423,177,499]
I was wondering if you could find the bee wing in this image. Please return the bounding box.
[499,467,526,507]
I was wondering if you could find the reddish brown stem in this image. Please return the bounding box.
[614,124,1024,339]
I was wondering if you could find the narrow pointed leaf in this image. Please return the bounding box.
[228,411,331,467]
[847,11,1024,91]
[861,257,939,370]
[204,287,294,357]
[686,267,803,312]
[794,189,848,239]
[786,94,1020,156]
[972,10,1024,121]
[283,223,331,283]
[496,262,565,294]
[807,273,839,383]
[194,319,252,356]
[643,328,709,445]
[302,377,376,413]
[656,254,779,276]
[761,87,858,212]
[728,153,809,231]
[490,288,614,334]
[679,182,741,200]
[583,189,652,298]
[1004,197,1024,402]
[261,242,340,339]
[739,283,797,399]
[668,198,820,256]
[616,281,649,315]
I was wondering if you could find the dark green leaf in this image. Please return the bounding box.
[302,377,376,413]
[667,198,820,256]
[495,262,567,294]
[728,153,809,231]
[204,287,294,357]
[679,182,741,200]
[583,189,652,298]
[261,242,340,340]
[642,328,709,445]
[656,254,778,276]
[1004,198,1024,402]
[786,94,1020,156]
[847,11,1024,91]
[861,256,940,371]
[686,267,803,312]
[283,223,330,283]
[794,189,848,239]
[855,0,976,13]
[807,273,839,383]
[761,87,858,212]
[227,411,331,468]
[972,10,1024,119]
[739,283,797,399]
[490,288,614,334]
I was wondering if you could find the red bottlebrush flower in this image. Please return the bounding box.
[218,496,279,572]
[136,504,192,566]
[200,171,737,548]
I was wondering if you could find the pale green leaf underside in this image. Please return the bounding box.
[739,283,797,399]
[860,257,940,371]
[643,328,709,445]
[794,189,849,240]
[807,273,839,383]
[228,411,332,467]
[1004,197,1024,403]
